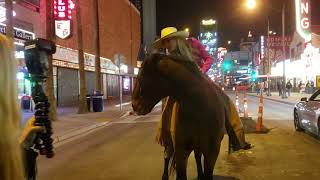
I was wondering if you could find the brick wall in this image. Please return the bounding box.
[52,0,141,67]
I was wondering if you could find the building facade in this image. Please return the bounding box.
[1,0,141,106]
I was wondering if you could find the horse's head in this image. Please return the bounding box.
[132,53,172,115]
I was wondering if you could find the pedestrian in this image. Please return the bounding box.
[306,81,311,94]
[153,27,250,179]
[256,82,261,95]
[286,80,293,97]
[0,34,44,180]
[298,81,303,94]
[277,81,282,96]
[311,80,315,93]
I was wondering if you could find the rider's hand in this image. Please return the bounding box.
[19,117,46,148]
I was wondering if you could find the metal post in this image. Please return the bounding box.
[281,3,287,99]
[267,18,272,96]
[118,54,123,110]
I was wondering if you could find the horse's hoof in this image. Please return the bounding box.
[162,174,169,180]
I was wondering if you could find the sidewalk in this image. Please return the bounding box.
[21,96,133,144]
[247,91,311,105]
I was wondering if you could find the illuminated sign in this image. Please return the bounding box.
[260,36,265,59]
[54,0,75,39]
[202,19,216,26]
[0,7,16,23]
[295,0,311,42]
[0,22,35,41]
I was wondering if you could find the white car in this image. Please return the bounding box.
[294,89,320,137]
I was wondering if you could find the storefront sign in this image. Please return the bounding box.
[266,36,292,63]
[54,0,75,39]
[295,0,312,42]
[53,46,119,73]
[0,22,35,41]
[316,75,320,88]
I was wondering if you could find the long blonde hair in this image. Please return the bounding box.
[0,34,25,180]
[172,37,194,61]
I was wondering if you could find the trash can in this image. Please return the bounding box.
[21,95,32,111]
[92,92,104,112]
[86,95,91,112]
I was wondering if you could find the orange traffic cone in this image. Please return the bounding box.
[256,93,264,132]
[235,90,239,112]
[243,91,248,118]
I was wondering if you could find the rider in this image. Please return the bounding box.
[153,27,251,163]
[0,34,44,180]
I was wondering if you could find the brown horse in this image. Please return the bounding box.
[132,54,228,180]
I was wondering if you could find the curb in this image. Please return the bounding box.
[248,94,296,105]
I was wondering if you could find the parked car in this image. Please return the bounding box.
[294,89,320,137]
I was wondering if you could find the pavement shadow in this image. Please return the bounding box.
[240,117,270,134]
[191,175,239,180]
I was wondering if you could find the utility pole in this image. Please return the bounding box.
[5,0,13,40]
[281,3,287,99]
[75,0,88,114]
[44,0,58,121]
[93,0,102,93]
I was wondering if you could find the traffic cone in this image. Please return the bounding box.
[243,91,248,118]
[256,93,264,132]
[235,90,239,112]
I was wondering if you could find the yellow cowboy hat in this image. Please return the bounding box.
[153,27,190,49]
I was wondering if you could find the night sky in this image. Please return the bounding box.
[156,0,295,50]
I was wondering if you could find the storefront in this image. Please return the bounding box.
[0,22,35,99]
[52,46,136,106]
[271,43,320,90]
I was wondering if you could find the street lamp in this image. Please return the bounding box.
[228,40,231,44]
[246,0,257,10]
[184,28,190,32]
[246,0,287,98]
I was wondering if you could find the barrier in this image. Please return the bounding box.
[243,91,248,118]
[256,93,264,132]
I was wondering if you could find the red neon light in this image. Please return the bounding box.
[54,0,74,20]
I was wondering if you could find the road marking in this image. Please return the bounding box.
[115,102,131,107]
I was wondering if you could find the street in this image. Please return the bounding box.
[37,93,320,180]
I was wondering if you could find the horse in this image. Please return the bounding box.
[132,53,229,180]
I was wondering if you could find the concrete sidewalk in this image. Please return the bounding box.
[22,96,133,145]
[247,91,312,105]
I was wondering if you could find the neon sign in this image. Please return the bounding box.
[295,0,312,42]
[0,7,17,23]
[54,0,75,39]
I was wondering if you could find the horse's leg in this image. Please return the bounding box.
[194,150,203,180]
[162,145,174,180]
[175,149,190,180]
[203,146,221,180]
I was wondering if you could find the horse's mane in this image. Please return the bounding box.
[166,54,204,79]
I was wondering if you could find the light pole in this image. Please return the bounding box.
[281,3,287,99]
[245,0,287,98]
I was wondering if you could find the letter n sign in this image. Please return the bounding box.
[54,0,75,39]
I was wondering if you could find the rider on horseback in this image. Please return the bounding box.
[153,27,251,179]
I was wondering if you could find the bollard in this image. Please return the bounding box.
[256,93,264,132]
[243,90,248,118]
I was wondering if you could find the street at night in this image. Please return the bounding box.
[36,93,320,180]
[1,0,320,180]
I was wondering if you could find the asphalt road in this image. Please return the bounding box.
[37,94,320,180]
